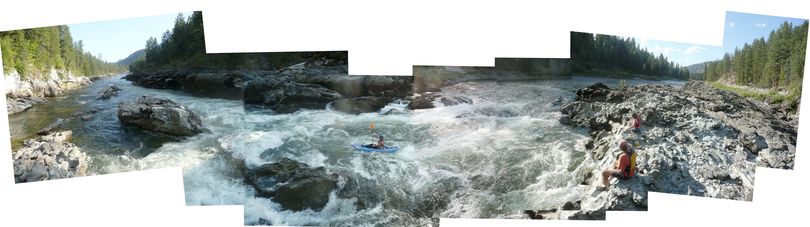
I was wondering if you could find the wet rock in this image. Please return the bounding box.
[575,83,610,102]
[439,96,473,106]
[126,64,413,111]
[36,118,65,135]
[294,72,413,98]
[123,70,188,90]
[72,108,103,122]
[566,209,605,220]
[244,78,343,113]
[117,96,204,136]
[13,131,87,183]
[97,85,122,100]
[562,201,581,210]
[244,158,339,211]
[408,93,441,110]
[407,93,472,110]
[524,210,544,219]
[331,96,395,114]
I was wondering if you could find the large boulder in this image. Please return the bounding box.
[97,85,122,100]
[117,96,204,136]
[575,83,611,102]
[244,158,339,211]
[331,96,394,114]
[13,131,88,183]
[408,93,441,110]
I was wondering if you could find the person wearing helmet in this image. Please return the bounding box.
[600,140,636,190]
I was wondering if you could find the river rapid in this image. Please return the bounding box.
[8,73,683,225]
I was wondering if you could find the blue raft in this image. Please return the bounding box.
[351,144,400,153]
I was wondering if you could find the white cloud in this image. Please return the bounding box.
[647,44,680,56]
[638,38,649,47]
[729,22,735,28]
[662,47,679,55]
[754,22,767,28]
[684,45,706,55]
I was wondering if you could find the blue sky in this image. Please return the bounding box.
[637,11,807,67]
[69,12,192,62]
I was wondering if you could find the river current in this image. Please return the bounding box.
[8,73,684,225]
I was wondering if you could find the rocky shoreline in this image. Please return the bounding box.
[524,81,798,219]
[123,62,413,114]
[5,69,115,114]
[12,130,88,183]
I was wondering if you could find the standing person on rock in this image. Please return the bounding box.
[599,140,636,190]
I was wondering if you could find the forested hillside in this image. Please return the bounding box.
[129,12,347,73]
[0,26,124,78]
[117,49,145,66]
[704,21,808,93]
[571,32,690,80]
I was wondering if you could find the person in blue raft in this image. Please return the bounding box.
[364,135,385,149]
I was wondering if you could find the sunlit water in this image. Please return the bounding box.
[8,74,683,226]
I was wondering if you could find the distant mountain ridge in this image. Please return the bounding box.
[117,49,145,66]
[686,62,708,74]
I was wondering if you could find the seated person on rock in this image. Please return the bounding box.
[625,112,643,146]
[601,140,636,189]
[629,113,642,133]
[363,135,385,149]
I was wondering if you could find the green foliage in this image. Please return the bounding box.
[709,81,799,110]
[1,25,124,79]
[704,21,807,94]
[571,32,690,80]
[130,12,348,73]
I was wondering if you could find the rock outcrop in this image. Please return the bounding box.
[330,96,395,114]
[117,96,204,136]
[244,78,343,113]
[548,81,797,218]
[244,158,339,211]
[407,92,473,110]
[13,131,88,183]
[123,71,248,100]
[124,63,413,113]
[5,69,92,114]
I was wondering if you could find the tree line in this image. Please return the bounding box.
[703,21,807,93]
[571,32,690,80]
[1,26,124,79]
[129,12,347,73]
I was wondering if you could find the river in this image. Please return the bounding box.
[7,73,684,225]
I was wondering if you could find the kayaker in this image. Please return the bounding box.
[364,135,385,149]
[600,140,636,190]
